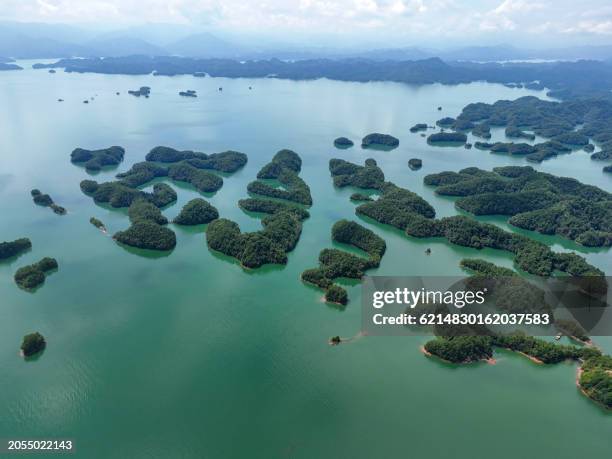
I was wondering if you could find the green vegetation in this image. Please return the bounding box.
[146,146,247,173]
[427,132,467,144]
[71,146,125,171]
[0,238,31,260]
[424,166,612,246]
[301,220,386,305]
[206,150,311,269]
[471,123,491,139]
[410,123,428,133]
[361,133,399,149]
[579,354,612,408]
[247,150,312,205]
[334,137,354,148]
[329,158,385,189]
[350,193,373,202]
[21,332,46,357]
[113,199,175,251]
[80,180,177,208]
[31,189,66,215]
[408,158,422,170]
[436,117,455,127]
[425,336,493,363]
[14,257,58,290]
[167,163,224,193]
[89,217,106,231]
[505,126,535,140]
[591,150,612,161]
[174,198,219,225]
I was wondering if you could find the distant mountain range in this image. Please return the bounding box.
[2,21,612,62]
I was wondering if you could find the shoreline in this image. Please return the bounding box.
[420,346,496,365]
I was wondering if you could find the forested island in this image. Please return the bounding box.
[410,123,428,133]
[21,332,46,357]
[408,158,422,170]
[301,220,386,305]
[424,165,612,246]
[427,132,467,144]
[329,159,603,277]
[128,86,150,97]
[206,150,311,268]
[173,198,219,225]
[71,146,125,171]
[0,238,32,260]
[31,189,66,215]
[113,199,176,251]
[334,137,354,148]
[361,133,399,149]
[179,90,197,97]
[146,146,247,173]
[31,56,612,100]
[90,217,106,232]
[14,257,58,290]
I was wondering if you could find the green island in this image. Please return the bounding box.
[179,90,197,97]
[436,117,456,127]
[591,150,612,161]
[31,189,66,215]
[505,126,535,140]
[81,179,177,208]
[423,165,612,246]
[70,146,125,171]
[471,123,491,139]
[350,193,373,202]
[20,332,46,357]
[0,238,32,260]
[329,158,385,189]
[173,198,219,225]
[427,132,467,144]
[301,220,386,305]
[89,217,106,231]
[246,149,312,205]
[206,150,311,268]
[113,199,175,251]
[409,123,428,133]
[361,133,399,149]
[145,146,247,173]
[333,137,354,148]
[14,257,58,290]
[408,158,422,170]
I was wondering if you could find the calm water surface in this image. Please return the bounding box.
[0,61,610,458]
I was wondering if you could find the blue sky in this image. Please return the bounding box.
[2,0,612,47]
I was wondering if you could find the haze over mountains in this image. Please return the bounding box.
[3,21,612,62]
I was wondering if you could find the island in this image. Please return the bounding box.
[350,193,373,202]
[329,158,385,189]
[333,137,354,148]
[583,144,595,152]
[113,200,176,251]
[145,146,247,173]
[408,158,422,170]
[206,150,311,269]
[471,123,491,139]
[361,133,399,150]
[427,132,467,144]
[436,117,455,127]
[71,146,125,171]
[90,217,106,232]
[505,126,536,140]
[409,123,428,133]
[14,257,58,290]
[128,86,151,97]
[21,332,46,357]
[591,150,612,161]
[179,90,197,97]
[81,179,177,208]
[301,220,386,305]
[31,189,66,215]
[423,165,612,246]
[0,238,32,260]
[173,198,219,225]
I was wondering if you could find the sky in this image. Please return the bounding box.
[2,0,612,48]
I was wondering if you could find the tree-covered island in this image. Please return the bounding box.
[333,137,354,148]
[14,257,58,290]
[21,332,46,357]
[71,146,125,171]
[0,238,32,260]
[31,189,66,215]
[174,198,219,225]
[361,133,399,149]
[113,200,176,251]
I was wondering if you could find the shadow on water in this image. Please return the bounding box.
[0,246,33,266]
[207,247,287,275]
[115,241,174,259]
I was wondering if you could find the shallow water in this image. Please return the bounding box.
[0,62,610,458]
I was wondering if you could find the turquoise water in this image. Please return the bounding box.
[0,62,610,458]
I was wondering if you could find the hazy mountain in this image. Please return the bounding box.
[87,37,166,57]
[166,33,248,58]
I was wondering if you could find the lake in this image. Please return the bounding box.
[0,61,610,458]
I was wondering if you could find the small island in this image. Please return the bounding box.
[350,193,373,202]
[128,86,151,97]
[427,132,467,144]
[0,238,32,260]
[408,158,422,170]
[14,257,58,290]
[31,189,66,215]
[90,217,106,232]
[361,133,399,150]
[409,123,428,133]
[173,198,219,225]
[21,332,46,357]
[436,117,455,127]
[333,137,354,148]
[71,146,125,171]
[179,90,197,97]
[113,200,176,251]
